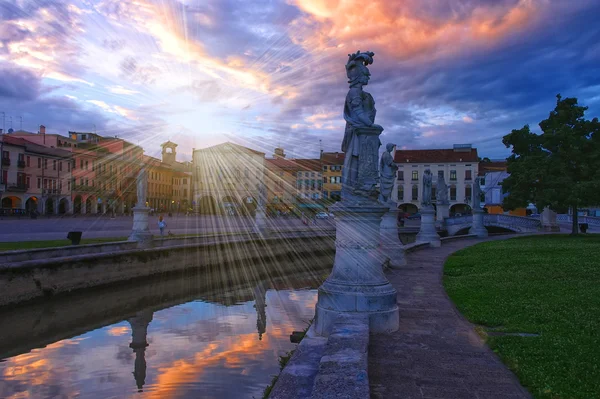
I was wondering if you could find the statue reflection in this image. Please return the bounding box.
[127,311,154,392]
[253,282,267,340]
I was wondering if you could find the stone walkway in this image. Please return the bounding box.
[369,236,532,399]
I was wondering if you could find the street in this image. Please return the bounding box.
[0,214,336,242]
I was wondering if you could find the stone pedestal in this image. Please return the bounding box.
[129,206,153,247]
[379,204,406,269]
[128,311,153,393]
[254,208,269,237]
[314,201,399,336]
[416,206,440,247]
[469,209,488,237]
[436,203,449,222]
[541,207,560,232]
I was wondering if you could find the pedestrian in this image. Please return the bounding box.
[158,215,167,238]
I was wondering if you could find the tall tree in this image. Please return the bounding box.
[502,95,600,234]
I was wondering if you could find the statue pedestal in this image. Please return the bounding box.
[416,206,440,247]
[436,203,449,222]
[254,208,269,236]
[379,204,406,269]
[314,201,399,336]
[541,207,560,232]
[469,209,488,237]
[129,206,153,247]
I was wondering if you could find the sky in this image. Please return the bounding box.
[1,0,599,161]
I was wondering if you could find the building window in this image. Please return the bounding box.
[450,185,457,201]
[397,171,404,181]
[68,180,71,191]
[336,176,341,184]
[80,159,83,169]
[323,165,327,171]
[412,171,418,181]
[53,160,56,170]
[67,162,71,172]
[450,170,457,181]
[465,185,472,203]
[26,176,30,188]
[397,186,404,201]
[26,156,31,167]
[44,159,48,169]
[412,185,418,201]
[465,170,472,180]
[81,134,87,140]
[85,160,89,170]
[438,170,444,179]
[59,162,63,171]
[183,178,187,185]
[37,178,41,189]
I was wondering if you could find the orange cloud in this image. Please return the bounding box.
[291,0,548,62]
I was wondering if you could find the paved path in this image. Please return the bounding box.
[369,236,531,399]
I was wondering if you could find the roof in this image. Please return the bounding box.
[0,135,72,158]
[265,158,321,171]
[194,141,265,155]
[321,152,345,165]
[394,148,479,163]
[479,161,507,175]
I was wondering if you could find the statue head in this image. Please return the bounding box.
[385,143,396,153]
[346,51,374,87]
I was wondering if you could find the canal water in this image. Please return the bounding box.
[0,252,333,399]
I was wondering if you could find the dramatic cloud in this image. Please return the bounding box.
[1,0,599,159]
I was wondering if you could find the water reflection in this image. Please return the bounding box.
[0,253,332,399]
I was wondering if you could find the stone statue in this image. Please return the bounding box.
[422,169,432,206]
[341,50,383,197]
[436,175,449,205]
[136,168,147,207]
[378,143,397,204]
[473,179,481,209]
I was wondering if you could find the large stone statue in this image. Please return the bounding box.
[422,169,433,206]
[378,143,397,204]
[257,181,267,208]
[436,175,449,204]
[136,168,147,207]
[472,179,481,209]
[341,50,383,198]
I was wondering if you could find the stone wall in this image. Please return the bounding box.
[0,232,335,307]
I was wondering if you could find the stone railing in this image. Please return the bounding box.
[444,215,472,226]
[484,214,541,229]
[557,214,600,226]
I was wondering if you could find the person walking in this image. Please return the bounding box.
[158,215,167,238]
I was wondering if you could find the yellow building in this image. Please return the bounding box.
[321,151,344,201]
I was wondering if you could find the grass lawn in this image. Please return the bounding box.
[0,237,127,251]
[444,235,600,399]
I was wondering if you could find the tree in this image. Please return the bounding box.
[502,95,600,234]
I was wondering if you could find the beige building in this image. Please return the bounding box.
[321,151,344,201]
[393,144,479,215]
[192,142,265,215]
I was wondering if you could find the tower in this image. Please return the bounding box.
[161,141,178,165]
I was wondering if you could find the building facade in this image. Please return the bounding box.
[192,142,265,215]
[393,145,479,215]
[321,151,344,201]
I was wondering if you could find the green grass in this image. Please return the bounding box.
[0,237,128,251]
[444,235,600,399]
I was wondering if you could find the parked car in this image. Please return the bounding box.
[315,212,330,219]
[407,213,421,220]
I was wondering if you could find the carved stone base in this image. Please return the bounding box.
[380,205,406,269]
[314,201,399,336]
[469,209,488,237]
[416,207,441,247]
[436,203,449,222]
[129,206,153,248]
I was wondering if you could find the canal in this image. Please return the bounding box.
[0,250,333,399]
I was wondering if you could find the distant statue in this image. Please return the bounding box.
[473,179,481,209]
[341,50,383,196]
[136,168,147,207]
[436,175,449,205]
[378,143,397,204]
[422,169,432,206]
